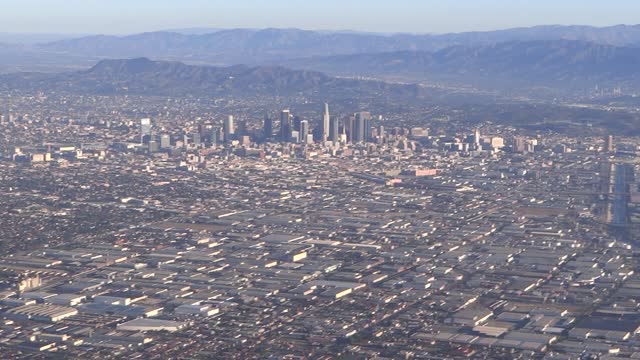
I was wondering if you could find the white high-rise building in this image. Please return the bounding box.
[160,134,171,149]
[322,103,330,143]
[300,120,309,145]
[140,118,152,143]
[474,129,482,149]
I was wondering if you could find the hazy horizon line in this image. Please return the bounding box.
[1,23,639,38]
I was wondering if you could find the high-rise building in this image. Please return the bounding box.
[344,116,354,143]
[526,139,537,153]
[330,116,340,143]
[322,103,330,143]
[351,112,373,143]
[160,134,171,149]
[490,137,505,149]
[148,140,159,153]
[512,136,526,153]
[223,115,235,142]
[193,132,202,147]
[237,120,248,138]
[263,114,273,139]
[474,129,482,149]
[280,110,292,142]
[377,125,385,143]
[198,123,206,138]
[353,112,365,143]
[300,120,309,144]
[293,116,302,133]
[140,118,152,143]
[291,131,300,143]
[410,127,428,138]
[363,118,372,142]
[210,126,221,146]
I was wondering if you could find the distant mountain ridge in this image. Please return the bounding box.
[3,25,640,94]
[0,58,427,98]
[280,40,640,89]
[36,25,640,65]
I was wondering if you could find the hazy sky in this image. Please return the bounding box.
[1,0,639,34]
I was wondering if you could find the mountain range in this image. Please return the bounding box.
[34,25,640,64]
[0,58,427,99]
[281,40,640,90]
[2,25,640,94]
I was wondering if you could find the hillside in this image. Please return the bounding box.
[281,40,640,89]
[0,57,427,98]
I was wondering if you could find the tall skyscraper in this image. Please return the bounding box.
[293,116,302,132]
[351,112,373,143]
[377,125,385,140]
[198,123,206,138]
[363,118,372,142]
[345,116,354,143]
[280,110,292,142]
[300,120,309,144]
[140,118,152,143]
[474,129,482,149]
[353,112,365,143]
[330,116,340,143]
[237,120,248,138]
[223,115,235,142]
[193,132,202,147]
[210,126,221,146]
[322,103,330,143]
[263,114,273,140]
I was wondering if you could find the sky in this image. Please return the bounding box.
[0,0,639,35]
